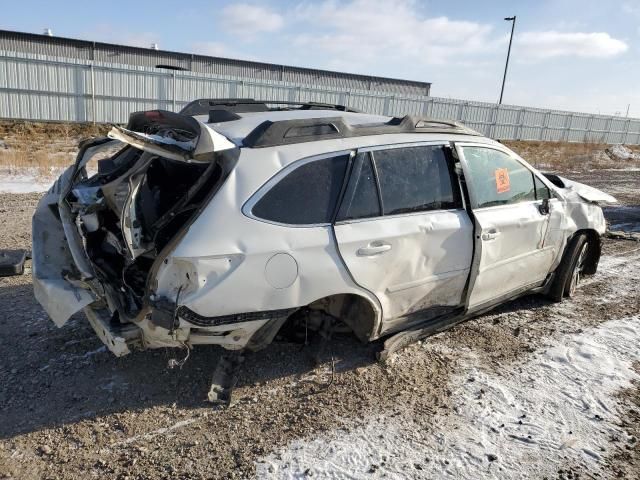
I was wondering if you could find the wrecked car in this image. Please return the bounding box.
[32,99,617,369]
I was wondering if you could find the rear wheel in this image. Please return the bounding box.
[547,233,589,302]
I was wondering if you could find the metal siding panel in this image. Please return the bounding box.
[0,51,638,144]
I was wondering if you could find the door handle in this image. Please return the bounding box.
[481,229,499,241]
[357,243,392,256]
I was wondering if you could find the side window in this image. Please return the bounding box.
[252,154,349,225]
[373,145,461,216]
[462,147,536,208]
[336,153,381,221]
[534,176,551,200]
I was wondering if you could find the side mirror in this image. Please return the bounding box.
[538,198,550,215]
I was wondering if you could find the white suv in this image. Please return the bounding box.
[33,99,616,360]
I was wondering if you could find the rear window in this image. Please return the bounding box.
[252,154,349,225]
[336,153,381,221]
[373,145,461,215]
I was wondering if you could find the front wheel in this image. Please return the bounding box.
[547,233,589,302]
[565,240,589,297]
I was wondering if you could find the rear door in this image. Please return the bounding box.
[333,143,473,329]
[458,145,556,310]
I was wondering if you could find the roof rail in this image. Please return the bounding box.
[243,115,482,148]
[179,98,360,117]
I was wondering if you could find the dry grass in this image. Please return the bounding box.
[503,140,640,171]
[0,120,109,177]
[1,120,639,177]
[0,120,108,143]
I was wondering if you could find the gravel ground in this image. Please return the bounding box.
[0,167,639,479]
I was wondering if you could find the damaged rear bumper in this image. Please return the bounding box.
[84,306,142,356]
[32,173,99,327]
[32,110,276,356]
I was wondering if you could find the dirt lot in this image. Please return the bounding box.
[0,132,639,479]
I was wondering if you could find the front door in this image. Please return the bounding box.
[333,143,473,329]
[458,145,555,310]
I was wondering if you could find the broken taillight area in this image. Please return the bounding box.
[66,145,224,317]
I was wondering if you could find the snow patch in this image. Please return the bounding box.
[257,317,640,479]
[0,174,53,193]
[606,144,640,161]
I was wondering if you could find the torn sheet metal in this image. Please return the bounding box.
[108,117,235,162]
[556,175,618,204]
[32,191,97,326]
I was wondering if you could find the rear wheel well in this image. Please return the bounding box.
[305,294,378,343]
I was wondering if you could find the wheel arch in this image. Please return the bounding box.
[305,293,381,343]
[568,228,602,275]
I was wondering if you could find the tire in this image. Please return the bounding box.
[547,233,589,302]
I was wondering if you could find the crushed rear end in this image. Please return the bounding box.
[32,110,238,356]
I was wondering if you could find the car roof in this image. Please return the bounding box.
[196,109,393,146]
[178,98,486,148]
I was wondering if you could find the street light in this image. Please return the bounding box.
[499,16,516,105]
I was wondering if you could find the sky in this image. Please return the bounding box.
[2,0,639,116]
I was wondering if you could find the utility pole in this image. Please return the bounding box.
[626,104,630,117]
[499,16,516,105]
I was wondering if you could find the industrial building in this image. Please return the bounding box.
[0,29,431,97]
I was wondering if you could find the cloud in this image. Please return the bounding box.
[190,41,257,61]
[516,31,628,60]
[191,41,229,57]
[292,0,502,67]
[87,24,160,49]
[622,1,640,16]
[220,3,284,34]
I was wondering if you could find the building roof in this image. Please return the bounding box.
[0,29,431,97]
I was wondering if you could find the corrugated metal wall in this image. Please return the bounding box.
[0,30,430,96]
[1,51,639,144]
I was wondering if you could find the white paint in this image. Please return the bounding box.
[334,209,473,320]
[107,118,235,162]
[31,108,612,354]
[256,316,640,479]
[557,175,618,204]
[265,253,299,289]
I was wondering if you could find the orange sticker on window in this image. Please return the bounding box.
[495,168,510,193]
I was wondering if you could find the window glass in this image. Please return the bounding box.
[534,176,551,200]
[373,145,461,216]
[337,153,380,221]
[252,154,349,224]
[462,147,536,208]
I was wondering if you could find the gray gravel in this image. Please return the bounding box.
[1,165,639,479]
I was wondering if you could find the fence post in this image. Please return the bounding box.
[624,118,631,144]
[422,98,433,117]
[540,110,551,141]
[90,63,95,124]
[490,104,500,138]
[383,96,392,116]
[516,108,524,140]
[339,91,350,107]
[602,116,613,143]
[584,115,594,142]
[456,102,465,122]
[172,70,177,112]
[562,113,573,142]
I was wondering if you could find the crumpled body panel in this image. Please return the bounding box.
[32,174,97,326]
